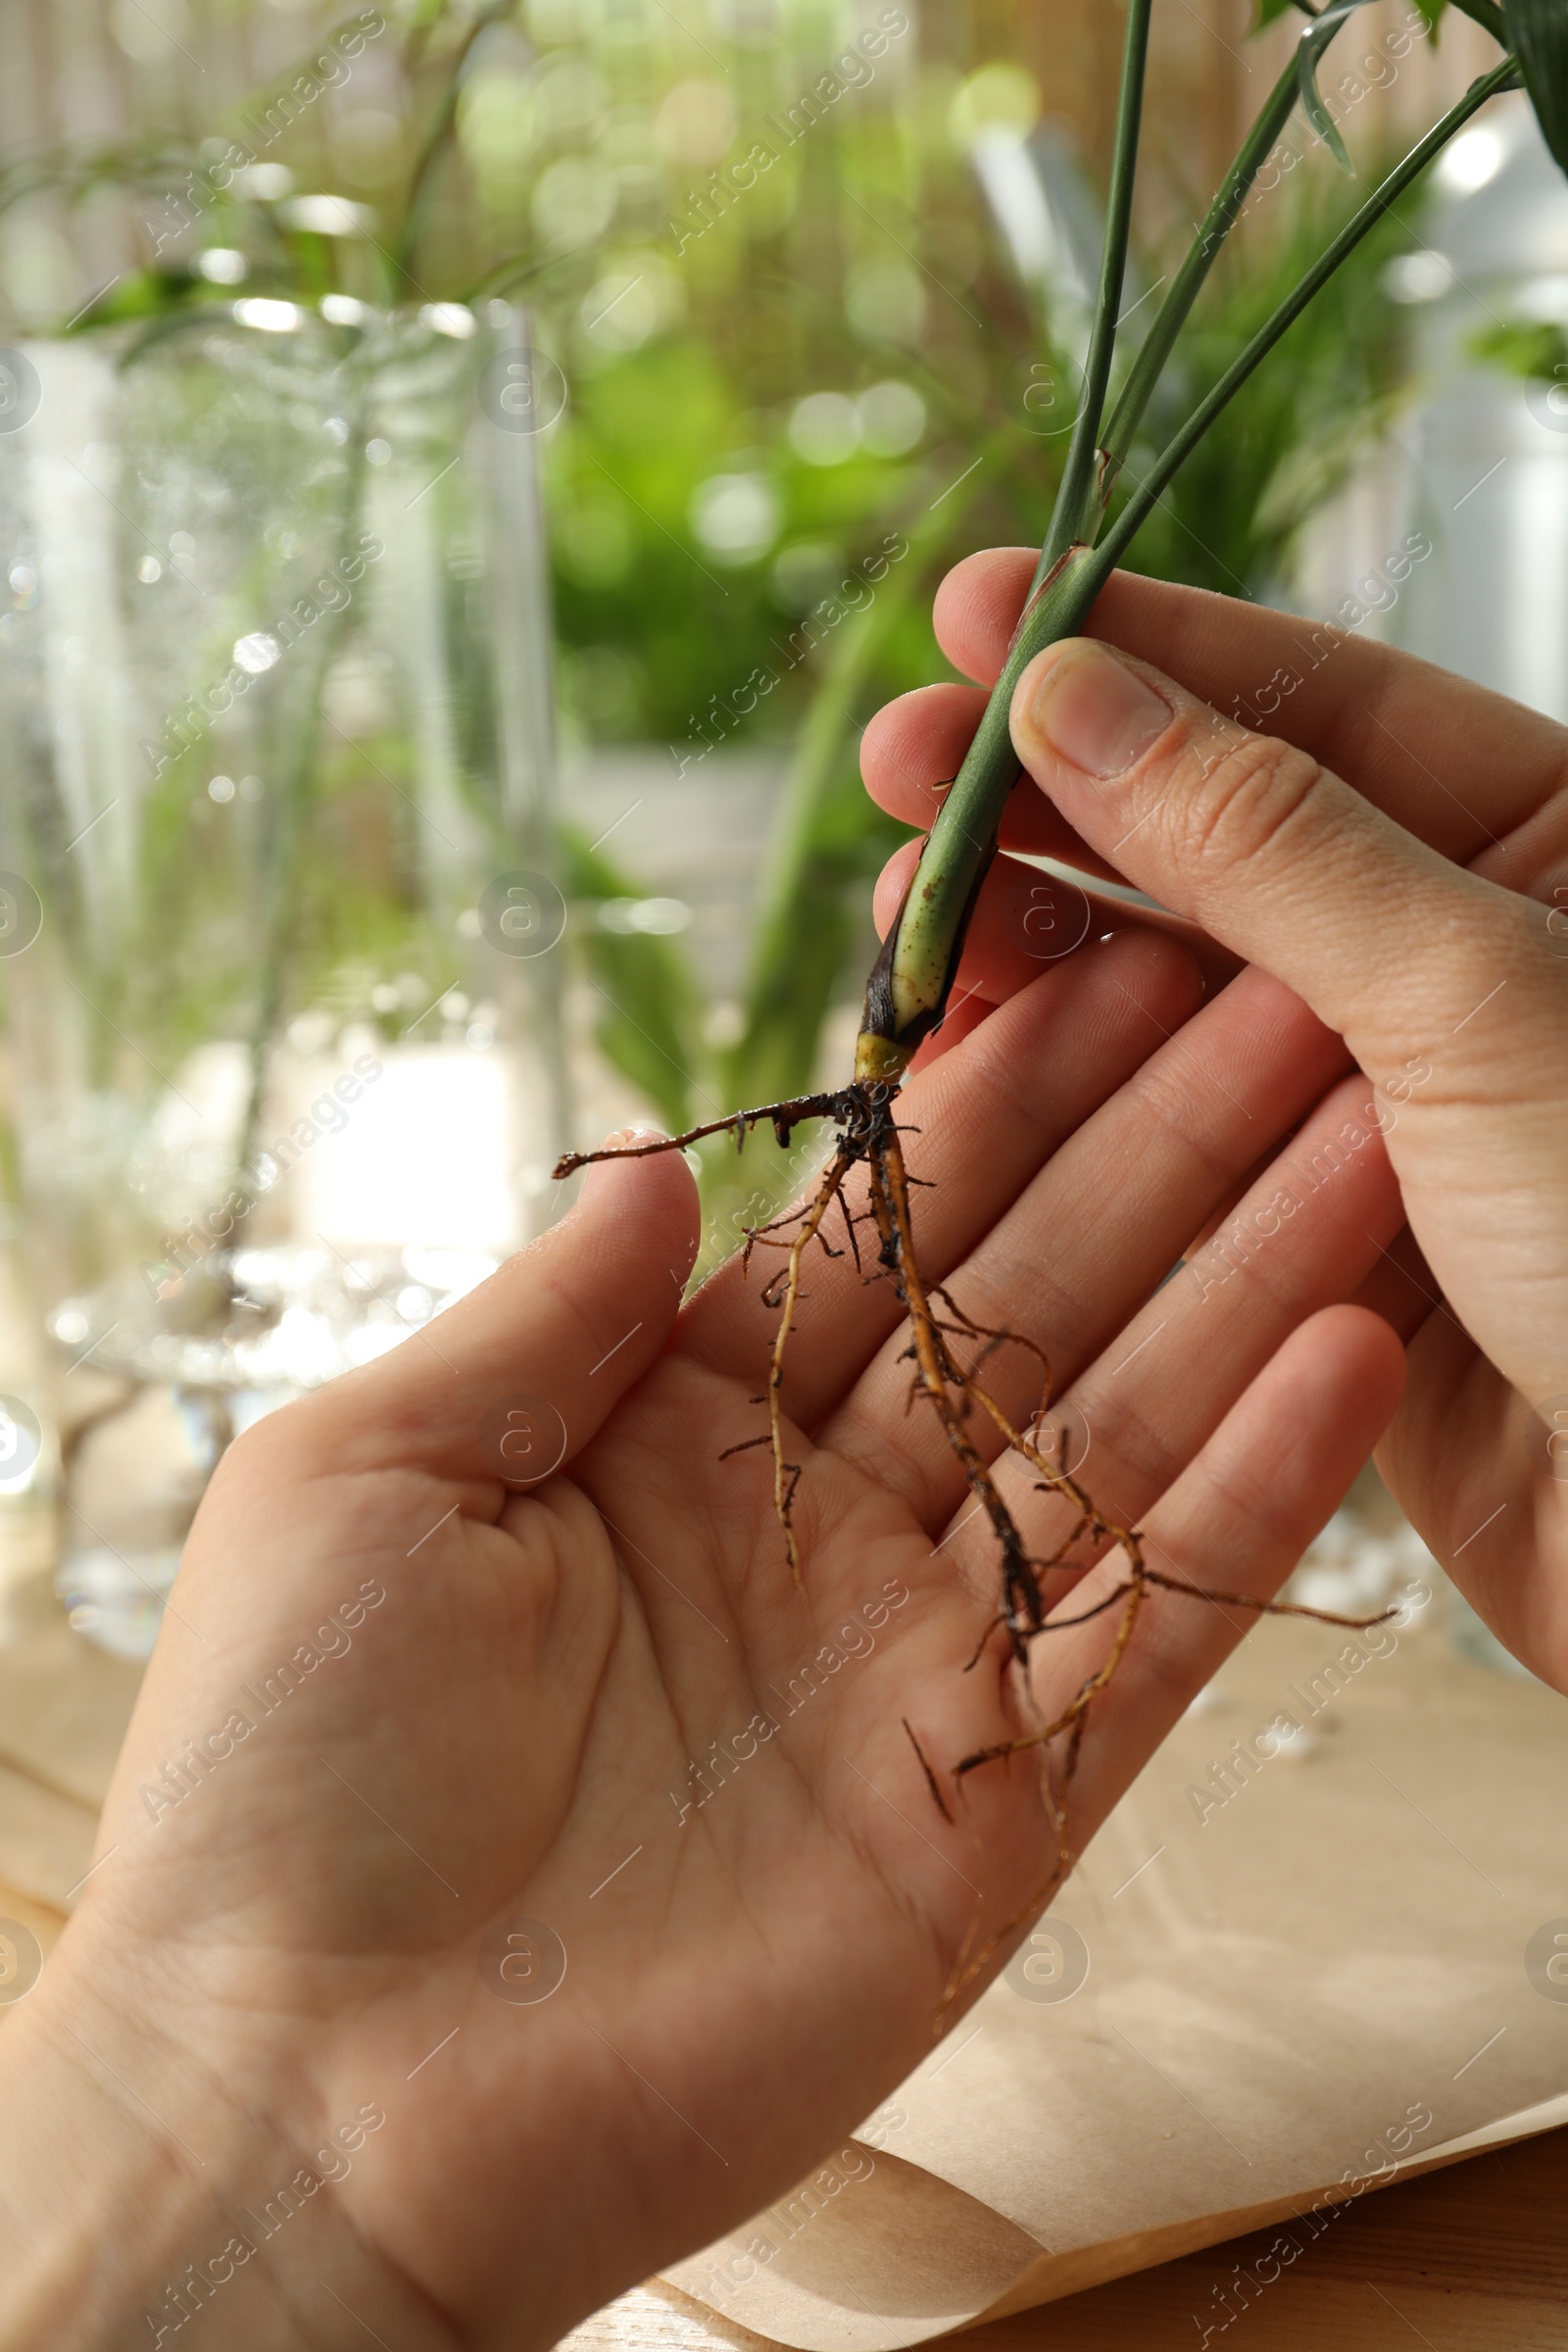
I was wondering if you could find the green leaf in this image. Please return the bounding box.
[1468,316,1568,376]
[1445,0,1506,37]
[1256,0,1450,28]
[1297,5,1379,173]
[1299,24,1354,170]
[63,267,201,330]
[1508,0,1568,174]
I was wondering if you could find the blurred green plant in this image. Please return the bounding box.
[1116,175,1415,599]
[1469,316,1568,378]
[557,827,704,1137]
[0,0,1441,1247]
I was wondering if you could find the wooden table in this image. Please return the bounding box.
[8,1881,1563,2345]
[564,2125,1568,2352]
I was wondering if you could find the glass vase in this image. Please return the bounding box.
[0,299,568,1652]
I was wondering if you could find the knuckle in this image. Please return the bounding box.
[1162,720,1326,887]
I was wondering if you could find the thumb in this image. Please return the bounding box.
[275,1130,702,1487]
[1008,635,1545,1083]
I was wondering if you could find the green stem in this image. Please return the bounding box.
[391,0,514,299]
[1095,55,1517,576]
[726,425,1010,1105]
[1093,53,1302,519]
[1037,0,1153,582]
[1082,3,1398,545]
[859,55,1517,1078]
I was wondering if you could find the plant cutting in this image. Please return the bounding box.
[0,0,1416,1237]
[556,0,1566,1986]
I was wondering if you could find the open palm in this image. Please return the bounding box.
[15,928,1403,2352]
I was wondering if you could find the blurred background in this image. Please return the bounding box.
[0,0,1562,1902]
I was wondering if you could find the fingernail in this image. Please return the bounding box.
[580,1126,668,1198]
[1025,643,1171,779]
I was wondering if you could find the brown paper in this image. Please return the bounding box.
[667,1603,1568,2347]
[669,2151,1046,2350]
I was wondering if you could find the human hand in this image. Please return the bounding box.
[0,898,1404,2348]
[863,551,1568,1693]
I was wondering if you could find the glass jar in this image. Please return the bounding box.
[0,300,568,1651]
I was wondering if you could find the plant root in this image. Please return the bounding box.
[555,1080,1398,2017]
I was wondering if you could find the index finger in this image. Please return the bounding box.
[936,550,1568,889]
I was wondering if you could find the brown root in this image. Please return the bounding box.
[556,1081,1398,2027]
[903,1719,955,1826]
[756,1146,855,1586]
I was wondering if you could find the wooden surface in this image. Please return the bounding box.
[564,2126,1568,2352]
[11,1873,1563,2344]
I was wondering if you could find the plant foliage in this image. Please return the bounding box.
[1508,0,1568,171]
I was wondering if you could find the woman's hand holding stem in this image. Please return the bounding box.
[866,557,1568,1684]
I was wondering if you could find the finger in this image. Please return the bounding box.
[678,931,1204,1422]
[1008,634,1567,1084]
[1021,1305,1407,1853]
[934,550,1568,883]
[1348,1222,1446,1349]
[860,682,1124,882]
[834,1042,1389,1539]
[977,1072,1402,1575]
[930,547,1034,686]
[1089,569,1568,892]
[871,838,1242,1022]
[258,1133,702,1490]
[1375,1314,1568,1688]
[906,988,993,1074]
[1010,638,1568,1411]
